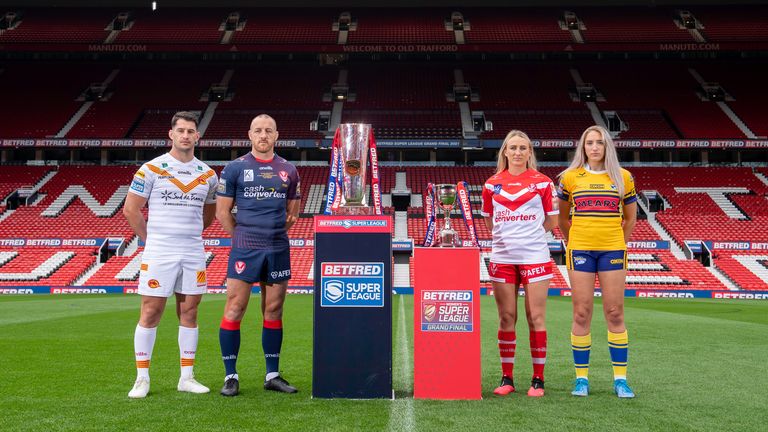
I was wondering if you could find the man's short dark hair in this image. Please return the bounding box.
[171,111,199,129]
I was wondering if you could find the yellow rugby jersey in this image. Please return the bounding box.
[557,166,637,250]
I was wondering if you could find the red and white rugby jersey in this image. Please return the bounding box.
[481,169,558,264]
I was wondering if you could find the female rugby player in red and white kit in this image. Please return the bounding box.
[481,130,558,397]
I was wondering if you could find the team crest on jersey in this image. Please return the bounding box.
[235,261,246,274]
[528,184,537,193]
[279,171,289,182]
[493,184,502,194]
[196,270,207,287]
[148,279,160,289]
[244,169,254,182]
[490,262,498,274]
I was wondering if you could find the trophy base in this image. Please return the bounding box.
[438,229,460,247]
[333,206,374,215]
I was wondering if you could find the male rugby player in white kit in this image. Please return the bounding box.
[123,111,218,398]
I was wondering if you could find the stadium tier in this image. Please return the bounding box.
[714,253,768,291]
[580,62,746,139]
[3,7,768,45]
[576,8,694,43]
[112,9,226,45]
[632,167,768,247]
[461,8,571,44]
[2,60,763,141]
[0,9,116,44]
[66,65,219,139]
[1,165,766,290]
[346,9,455,44]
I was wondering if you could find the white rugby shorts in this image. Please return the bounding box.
[138,258,208,297]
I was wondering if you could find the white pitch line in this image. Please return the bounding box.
[388,295,414,432]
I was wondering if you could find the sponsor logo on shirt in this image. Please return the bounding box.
[217,179,226,193]
[131,178,145,193]
[244,169,254,182]
[177,170,192,175]
[243,185,287,200]
[160,190,204,203]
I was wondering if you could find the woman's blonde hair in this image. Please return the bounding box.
[495,130,537,174]
[560,125,624,197]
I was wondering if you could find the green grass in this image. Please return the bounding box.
[1,294,767,431]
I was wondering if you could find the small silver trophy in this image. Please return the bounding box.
[335,123,371,215]
[436,184,460,247]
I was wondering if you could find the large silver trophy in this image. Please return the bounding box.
[436,184,460,247]
[335,123,371,215]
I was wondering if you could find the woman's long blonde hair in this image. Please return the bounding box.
[559,125,624,197]
[495,130,537,174]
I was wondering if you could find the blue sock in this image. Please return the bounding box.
[219,318,241,377]
[263,320,283,376]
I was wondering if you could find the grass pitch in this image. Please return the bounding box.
[1,294,766,431]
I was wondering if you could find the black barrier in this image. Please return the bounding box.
[312,215,393,398]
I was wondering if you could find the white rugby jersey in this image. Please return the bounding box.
[128,153,218,259]
[481,169,558,264]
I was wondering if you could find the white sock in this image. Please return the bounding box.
[225,373,239,382]
[265,372,280,381]
[134,324,157,380]
[178,326,198,379]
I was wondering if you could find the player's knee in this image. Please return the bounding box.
[527,311,545,330]
[605,303,624,327]
[572,308,591,327]
[263,303,284,320]
[498,311,516,330]
[139,308,163,327]
[224,301,247,321]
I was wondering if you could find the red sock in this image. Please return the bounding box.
[498,330,516,378]
[530,330,547,381]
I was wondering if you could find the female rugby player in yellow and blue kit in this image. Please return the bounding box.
[557,125,637,398]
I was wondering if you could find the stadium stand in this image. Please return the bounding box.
[461,8,571,44]
[0,166,136,238]
[632,167,768,246]
[695,5,768,42]
[714,253,768,291]
[0,8,114,44]
[113,8,225,44]
[576,7,694,43]
[0,63,114,138]
[0,247,97,286]
[347,9,454,44]
[67,65,219,139]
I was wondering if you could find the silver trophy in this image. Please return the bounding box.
[335,123,372,215]
[436,184,460,247]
